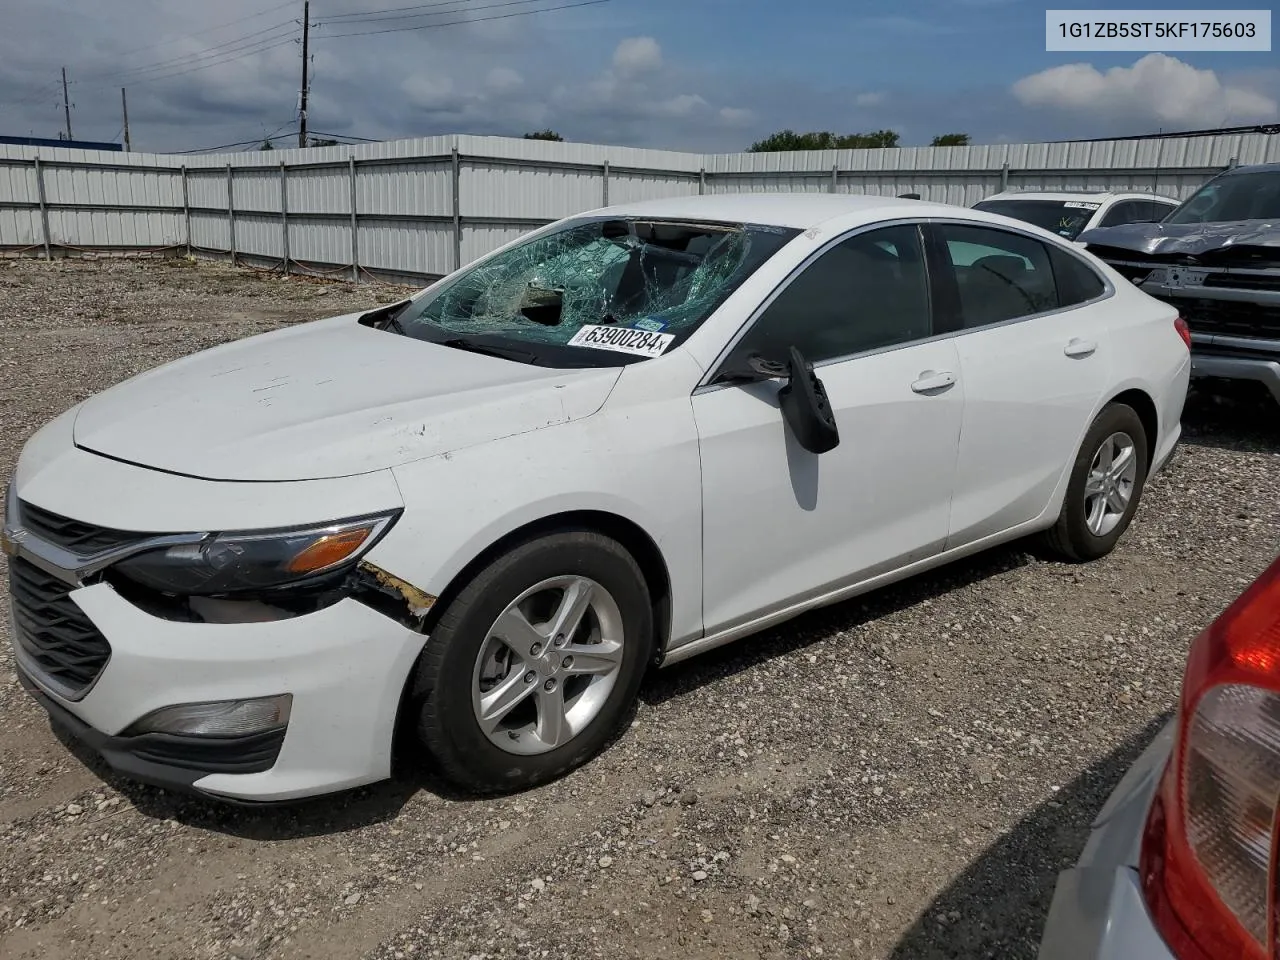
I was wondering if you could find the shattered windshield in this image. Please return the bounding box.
[1166,171,1280,225]
[389,217,799,367]
[972,199,1097,240]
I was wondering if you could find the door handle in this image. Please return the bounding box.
[910,370,956,394]
[1064,337,1098,358]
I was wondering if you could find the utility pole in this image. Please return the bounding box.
[298,0,310,148]
[121,88,131,151]
[61,67,73,141]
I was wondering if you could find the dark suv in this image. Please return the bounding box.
[1079,162,1280,403]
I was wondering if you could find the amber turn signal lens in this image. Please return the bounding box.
[285,527,373,574]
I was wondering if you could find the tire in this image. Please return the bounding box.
[407,530,653,794]
[1042,402,1149,562]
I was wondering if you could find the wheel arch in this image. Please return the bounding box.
[417,509,674,658]
[1106,386,1159,469]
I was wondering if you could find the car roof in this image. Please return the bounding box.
[586,192,961,231]
[978,190,1178,203]
[1221,161,1280,177]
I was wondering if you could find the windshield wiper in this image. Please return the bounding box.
[438,338,539,364]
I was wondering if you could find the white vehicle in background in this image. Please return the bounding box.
[5,193,1190,802]
[973,191,1182,245]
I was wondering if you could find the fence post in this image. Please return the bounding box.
[602,160,610,206]
[180,164,191,257]
[226,163,236,266]
[451,144,462,273]
[33,156,51,260]
[1229,156,1239,169]
[1000,161,1010,192]
[830,163,838,193]
[279,162,290,275]
[349,156,359,283]
[699,167,706,195]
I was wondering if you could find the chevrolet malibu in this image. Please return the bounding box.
[4,193,1191,802]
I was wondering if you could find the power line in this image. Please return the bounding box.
[90,19,299,85]
[318,0,568,27]
[97,35,299,88]
[318,0,478,20]
[319,0,620,38]
[110,0,297,61]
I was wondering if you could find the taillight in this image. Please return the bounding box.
[1175,315,1192,350]
[1141,555,1280,959]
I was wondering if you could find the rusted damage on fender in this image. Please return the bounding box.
[354,560,437,626]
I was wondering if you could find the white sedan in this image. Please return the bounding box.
[4,194,1190,801]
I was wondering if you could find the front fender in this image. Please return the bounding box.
[366,392,705,649]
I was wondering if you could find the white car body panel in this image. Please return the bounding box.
[4,192,1191,800]
[71,313,622,482]
[693,338,964,633]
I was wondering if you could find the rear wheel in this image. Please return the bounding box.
[1042,402,1149,562]
[408,530,653,793]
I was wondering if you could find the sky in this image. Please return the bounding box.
[0,0,1277,155]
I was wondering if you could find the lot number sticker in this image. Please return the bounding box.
[568,324,676,357]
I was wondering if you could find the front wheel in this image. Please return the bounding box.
[1042,402,1149,562]
[408,530,653,793]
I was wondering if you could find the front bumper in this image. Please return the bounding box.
[11,578,428,802]
[1190,350,1280,403]
[1037,722,1176,960]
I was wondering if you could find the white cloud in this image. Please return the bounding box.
[855,92,885,107]
[400,73,458,111]
[718,107,754,127]
[651,93,708,118]
[1012,53,1278,127]
[485,67,523,93]
[612,36,662,75]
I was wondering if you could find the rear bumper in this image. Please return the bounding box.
[1037,722,1176,960]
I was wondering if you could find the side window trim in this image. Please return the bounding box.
[697,218,935,390]
[918,217,1116,335]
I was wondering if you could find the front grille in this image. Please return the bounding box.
[17,501,144,556]
[1165,296,1280,341]
[9,556,111,698]
[1201,273,1280,293]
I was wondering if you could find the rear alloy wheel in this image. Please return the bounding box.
[409,531,653,793]
[1043,402,1149,562]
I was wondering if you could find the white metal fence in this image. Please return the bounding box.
[2,131,1278,283]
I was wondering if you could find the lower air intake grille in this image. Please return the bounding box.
[9,556,111,699]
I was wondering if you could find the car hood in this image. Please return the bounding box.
[72,313,623,482]
[1079,218,1280,258]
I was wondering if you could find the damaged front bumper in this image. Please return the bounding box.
[1099,259,1280,402]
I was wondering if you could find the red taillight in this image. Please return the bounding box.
[1141,555,1280,959]
[1175,315,1192,350]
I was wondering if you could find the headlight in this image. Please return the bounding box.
[112,512,398,596]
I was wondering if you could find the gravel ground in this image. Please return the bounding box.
[1,256,1278,960]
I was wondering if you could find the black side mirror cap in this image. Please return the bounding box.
[778,345,840,454]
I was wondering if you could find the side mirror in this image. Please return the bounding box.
[778,345,840,454]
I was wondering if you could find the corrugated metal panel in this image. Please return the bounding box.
[288,218,351,266]
[45,209,181,248]
[234,213,284,258]
[0,208,41,247]
[355,162,451,217]
[461,223,538,267]
[357,221,453,276]
[187,170,228,210]
[232,169,282,214]
[286,167,350,215]
[0,161,38,203]
[463,161,602,219]
[190,211,230,251]
[606,174,699,205]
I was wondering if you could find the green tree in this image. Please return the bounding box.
[747,129,900,152]
[931,133,971,146]
[259,139,275,151]
[523,129,564,141]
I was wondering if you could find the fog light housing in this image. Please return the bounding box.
[126,694,292,738]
